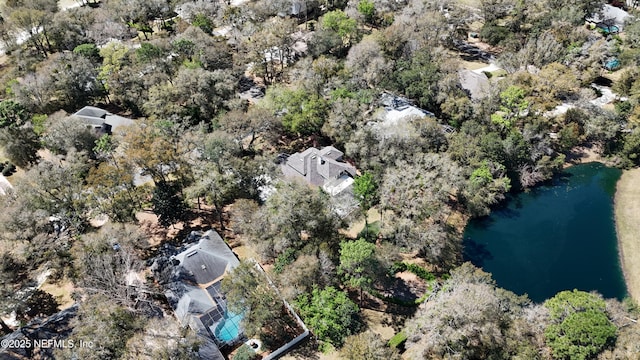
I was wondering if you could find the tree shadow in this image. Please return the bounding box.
[380,275,426,304]
[280,336,319,360]
[368,303,417,334]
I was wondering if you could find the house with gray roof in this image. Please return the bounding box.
[280,146,358,217]
[458,70,491,100]
[587,4,632,30]
[72,106,134,135]
[155,230,310,359]
[281,146,356,187]
[161,230,240,360]
[377,92,435,127]
[370,93,454,137]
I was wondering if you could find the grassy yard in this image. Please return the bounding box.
[40,279,75,310]
[343,207,382,239]
[614,168,640,302]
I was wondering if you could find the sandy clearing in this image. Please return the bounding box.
[614,167,640,303]
[459,59,491,71]
[342,207,383,239]
[40,279,75,310]
[361,308,400,340]
[471,63,501,74]
[564,144,605,168]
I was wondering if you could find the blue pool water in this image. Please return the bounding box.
[214,311,243,342]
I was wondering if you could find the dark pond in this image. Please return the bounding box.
[463,162,627,303]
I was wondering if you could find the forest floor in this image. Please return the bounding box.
[614,167,640,303]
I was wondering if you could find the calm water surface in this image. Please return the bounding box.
[463,162,627,302]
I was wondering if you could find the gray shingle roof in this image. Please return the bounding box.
[175,287,217,323]
[160,231,242,356]
[318,146,343,160]
[72,106,134,134]
[173,231,240,285]
[197,336,226,360]
[74,106,108,119]
[281,146,356,189]
[458,70,490,100]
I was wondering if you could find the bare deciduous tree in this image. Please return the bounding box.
[79,246,151,313]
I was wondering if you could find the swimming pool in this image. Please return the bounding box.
[214,311,244,343]
[598,24,619,34]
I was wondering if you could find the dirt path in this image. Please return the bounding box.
[614,168,640,303]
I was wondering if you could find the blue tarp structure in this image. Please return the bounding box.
[597,23,620,34]
[605,58,620,71]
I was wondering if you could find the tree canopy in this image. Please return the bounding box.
[295,286,360,347]
[543,290,617,360]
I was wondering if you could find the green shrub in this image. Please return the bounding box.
[406,263,435,281]
[388,331,407,349]
[557,123,582,151]
[31,114,47,135]
[415,293,429,304]
[544,290,617,360]
[357,220,380,240]
[2,163,16,176]
[615,101,632,116]
[192,13,213,34]
[234,344,258,360]
[357,0,376,24]
[480,23,510,46]
[273,248,297,274]
[73,43,101,63]
[390,262,407,274]
[295,287,360,347]
[391,262,435,281]
[370,287,433,307]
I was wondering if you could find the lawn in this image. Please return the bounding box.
[614,168,640,302]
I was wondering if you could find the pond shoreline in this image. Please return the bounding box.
[464,162,626,302]
[562,146,637,302]
[614,168,640,303]
[563,144,605,168]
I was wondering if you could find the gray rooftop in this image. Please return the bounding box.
[75,106,108,119]
[587,4,632,28]
[175,286,219,324]
[72,106,135,134]
[375,93,435,130]
[281,146,356,188]
[161,230,242,352]
[173,230,240,285]
[458,70,490,100]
